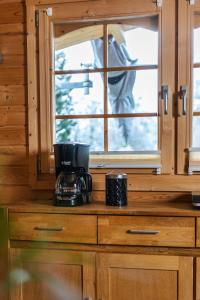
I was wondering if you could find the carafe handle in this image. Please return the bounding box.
[85,172,92,192]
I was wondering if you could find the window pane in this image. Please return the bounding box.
[106,20,158,68]
[56,119,104,151]
[192,116,200,147]
[194,26,200,64]
[193,68,200,112]
[107,70,158,114]
[54,25,103,70]
[55,73,104,115]
[108,117,158,151]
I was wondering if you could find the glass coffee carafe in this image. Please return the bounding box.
[55,171,92,206]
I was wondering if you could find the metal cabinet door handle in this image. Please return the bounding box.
[179,85,187,115]
[126,229,160,235]
[34,226,64,232]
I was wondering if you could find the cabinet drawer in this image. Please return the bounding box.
[9,213,97,244]
[98,216,195,247]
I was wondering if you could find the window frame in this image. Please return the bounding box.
[53,19,160,166]
[178,0,200,175]
[26,0,175,188]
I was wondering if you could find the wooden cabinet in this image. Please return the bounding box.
[8,209,198,300]
[9,247,194,300]
[196,257,200,300]
[97,253,193,300]
[10,248,95,300]
[9,212,96,300]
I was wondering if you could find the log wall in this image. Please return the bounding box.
[0,0,199,203]
[0,0,29,203]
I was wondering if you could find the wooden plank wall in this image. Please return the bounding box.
[0,0,197,204]
[0,0,29,203]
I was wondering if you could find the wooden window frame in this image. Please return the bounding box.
[53,20,160,169]
[178,0,200,175]
[26,0,175,189]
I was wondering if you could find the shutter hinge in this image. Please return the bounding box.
[35,10,39,28]
[45,7,53,17]
[187,0,195,4]
[153,0,162,7]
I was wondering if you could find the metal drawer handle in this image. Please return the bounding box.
[34,226,64,232]
[126,229,160,235]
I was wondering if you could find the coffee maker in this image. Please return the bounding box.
[54,143,92,207]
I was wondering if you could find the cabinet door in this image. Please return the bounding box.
[10,248,95,300]
[97,253,193,300]
[196,257,200,300]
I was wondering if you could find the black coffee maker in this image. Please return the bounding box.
[54,143,92,207]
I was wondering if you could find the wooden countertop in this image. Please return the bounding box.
[5,198,200,217]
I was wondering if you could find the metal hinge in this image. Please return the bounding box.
[45,7,53,16]
[187,0,195,4]
[153,0,162,7]
[35,10,39,28]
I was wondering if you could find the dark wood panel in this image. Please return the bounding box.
[0,55,25,67]
[0,23,24,34]
[52,0,157,20]
[92,191,191,203]
[15,262,82,300]
[97,253,193,300]
[35,0,99,4]
[0,3,25,24]
[0,35,25,55]
[0,166,28,185]
[92,173,200,192]
[0,185,29,204]
[0,106,26,126]
[6,199,199,217]
[0,85,26,106]
[0,0,24,3]
[8,239,200,256]
[26,171,200,192]
[0,145,27,165]
[0,126,26,145]
[0,67,26,85]
[10,249,95,300]
[109,268,177,300]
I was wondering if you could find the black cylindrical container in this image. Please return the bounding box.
[106,172,127,206]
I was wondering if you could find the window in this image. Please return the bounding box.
[53,19,160,169]
[188,11,200,174]
[27,0,175,187]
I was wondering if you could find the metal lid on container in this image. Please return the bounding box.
[106,171,127,179]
